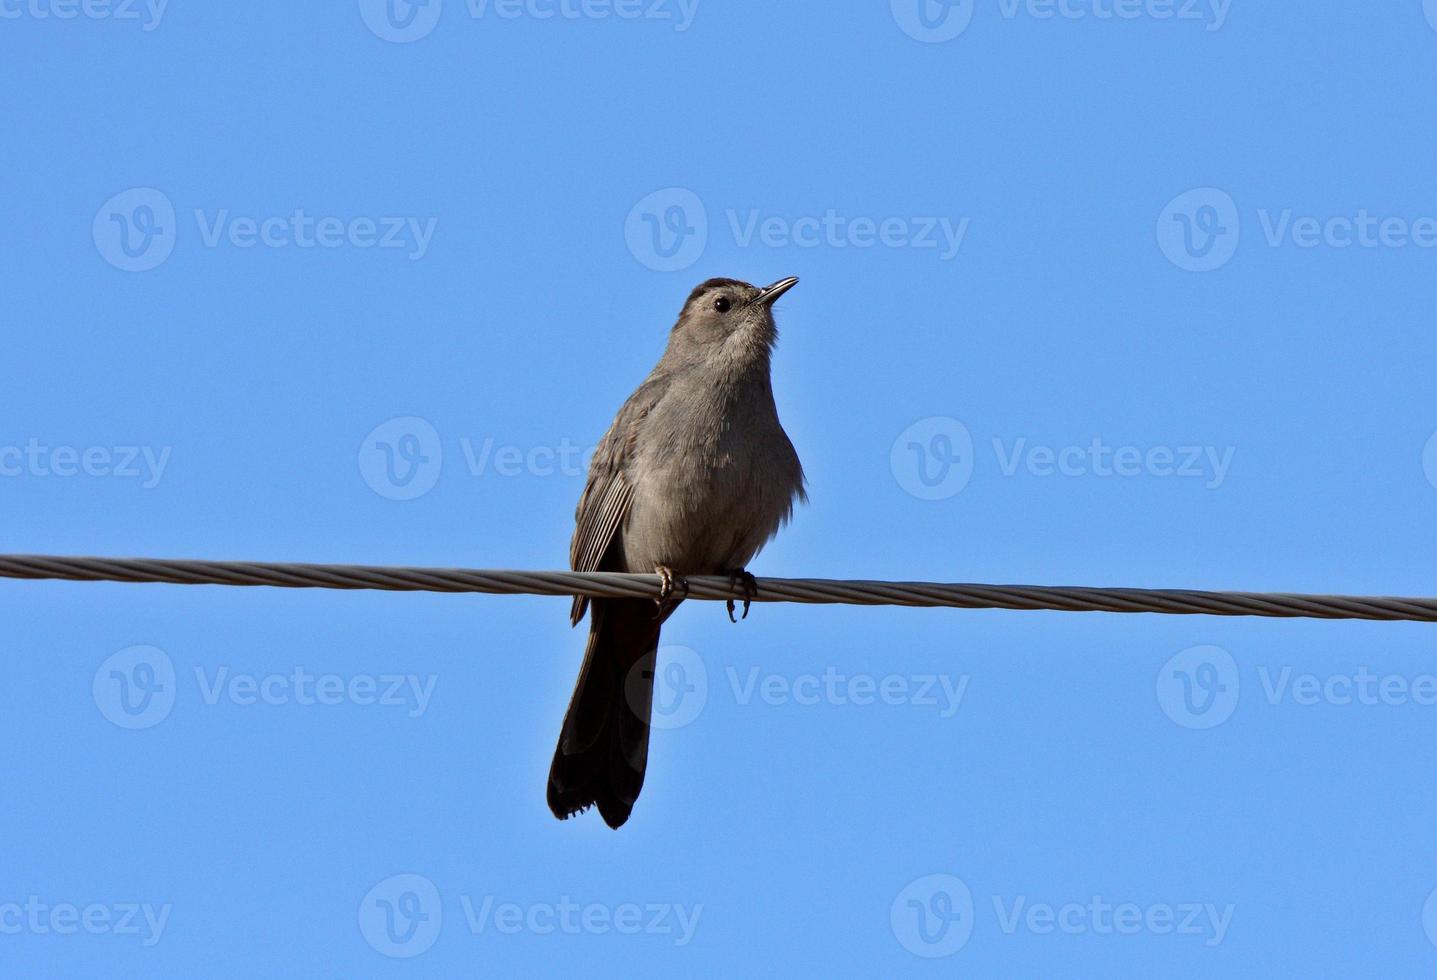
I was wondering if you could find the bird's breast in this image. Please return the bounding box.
[618,396,797,575]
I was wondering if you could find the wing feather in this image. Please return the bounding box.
[567,378,663,624]
[571,473,633,572]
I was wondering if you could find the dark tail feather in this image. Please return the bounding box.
[548,598,666,829]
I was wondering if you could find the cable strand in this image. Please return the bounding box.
[0,554,1433,623]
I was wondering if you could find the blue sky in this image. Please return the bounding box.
[4,1,1437,975]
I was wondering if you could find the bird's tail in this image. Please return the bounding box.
[547,598,667,829]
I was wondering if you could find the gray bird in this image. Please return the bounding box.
[547,276,807,829]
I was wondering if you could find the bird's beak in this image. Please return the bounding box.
[754,276,800,306]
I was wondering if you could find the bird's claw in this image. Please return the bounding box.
[654,565,688,618]
[726,569,758,623]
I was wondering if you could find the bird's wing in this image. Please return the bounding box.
[568,376,664,625]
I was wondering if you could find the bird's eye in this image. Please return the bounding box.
[713,296,731,313]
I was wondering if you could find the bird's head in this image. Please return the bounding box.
[668,276,799,359]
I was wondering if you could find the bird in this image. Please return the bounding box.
[547,276,808,829]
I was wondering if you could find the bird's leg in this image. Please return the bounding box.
[725,569,759,623]
[653,564,688,618]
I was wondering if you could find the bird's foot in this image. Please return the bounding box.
[725,569,759,623]
[653,564,689,617]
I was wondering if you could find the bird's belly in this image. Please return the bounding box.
[619,450,780,575]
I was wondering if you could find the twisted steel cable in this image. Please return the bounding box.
[0,554,1434,622]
